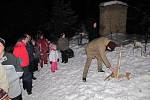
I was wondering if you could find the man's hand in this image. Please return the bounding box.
[110,67,117,73]
[110,67,117,77]
[110,67,115,72]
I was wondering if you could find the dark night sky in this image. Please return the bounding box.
[0,0,149,20]
[0,0,150,33]
[0,0,99,21]
[0,0,122,18]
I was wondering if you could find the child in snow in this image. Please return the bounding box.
[49,42,59,72]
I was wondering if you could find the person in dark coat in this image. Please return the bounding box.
[57,33,69,63]
[26,36,37,80]
[88,22,100,42]
[32,39,40,72]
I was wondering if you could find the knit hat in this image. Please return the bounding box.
[0,37,5,46]
[106,41,118,51]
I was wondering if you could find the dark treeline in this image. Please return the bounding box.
[0,0,80,46]
[1,0,150,46]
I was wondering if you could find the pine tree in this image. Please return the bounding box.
[50,0,78,37]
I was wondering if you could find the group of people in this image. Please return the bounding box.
[0,32,73,100]
[0,30,119,100]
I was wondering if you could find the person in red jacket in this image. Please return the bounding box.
[36,33,49,68]
[13,34,33,95]
[13,37,29,67]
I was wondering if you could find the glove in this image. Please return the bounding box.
[110,67,117,73]
[110,67,117,77]
[50,61,52,64]
[57,59,59,62]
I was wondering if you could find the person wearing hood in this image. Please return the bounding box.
[82,37,118,82]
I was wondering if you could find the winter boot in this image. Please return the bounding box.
[98,69,105,72]
[82,77,86,82]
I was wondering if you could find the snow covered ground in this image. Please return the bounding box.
[23,37,150,100]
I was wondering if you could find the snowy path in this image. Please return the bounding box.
[23,45,150,100]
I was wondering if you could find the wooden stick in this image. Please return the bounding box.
[104,46,122,81]
[116,46,122,79]
[104,73,113,81]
